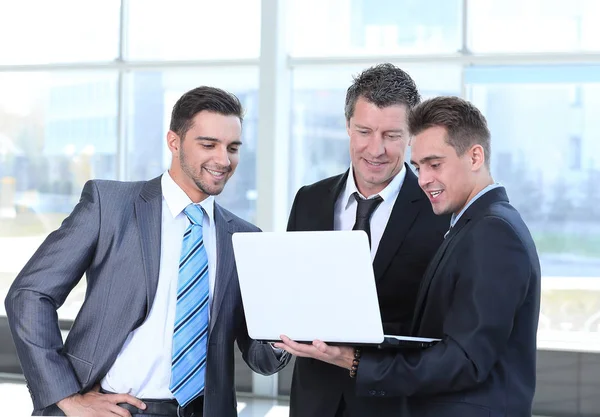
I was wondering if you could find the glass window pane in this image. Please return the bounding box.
[125,68,259,223]
[290,64,461,201]
[0,72,118,320]
[468,0,600,52]
[0,1,120,64]
[466,65,600,348]
[127,0,261,60]
[289,0,462,57]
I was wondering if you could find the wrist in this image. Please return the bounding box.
[57,394,79,413]
[349,347,362,378]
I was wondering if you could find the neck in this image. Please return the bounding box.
[168,168,209,204]
[454,174,494,216]
[353,169,396,198]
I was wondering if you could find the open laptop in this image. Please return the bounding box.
[232,230,440,349]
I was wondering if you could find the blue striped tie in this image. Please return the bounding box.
[170,204,210,407]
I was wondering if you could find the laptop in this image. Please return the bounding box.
[232,230,440,349]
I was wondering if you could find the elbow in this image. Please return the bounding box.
[4,286,20,322]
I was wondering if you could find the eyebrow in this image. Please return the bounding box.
[194,136,243,146]
[354,124,405,134]
[411,155,446,165]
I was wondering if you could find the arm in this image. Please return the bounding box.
[286,186,304,232]
[4,181,101,410]
[234,186,306,373]
[236,308,291,375]
[355,216,532,397]
[234,222,291,375]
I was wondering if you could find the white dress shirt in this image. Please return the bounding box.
[101,171,217,399]
[334,165,406,259]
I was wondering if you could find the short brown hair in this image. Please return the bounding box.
[170,86,243,139]
[409,96,491,167]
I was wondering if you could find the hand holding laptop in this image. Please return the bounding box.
[273,335,356,371]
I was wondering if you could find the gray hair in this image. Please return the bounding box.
[344,63,421,121]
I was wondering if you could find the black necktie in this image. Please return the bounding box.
[352,192,383,247]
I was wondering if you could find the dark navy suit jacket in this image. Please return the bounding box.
[356,187,541,417]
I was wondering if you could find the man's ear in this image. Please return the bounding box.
[167,130,180,155]
[469,144,485,171]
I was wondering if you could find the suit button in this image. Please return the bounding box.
[369,390,377,396]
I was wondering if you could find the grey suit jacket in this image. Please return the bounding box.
[5,175,289,416]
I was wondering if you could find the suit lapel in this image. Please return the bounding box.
[210,203,235,334]
[372,168,424,280]
[410,230,456,333]
[410,186,510,333]
[318,171,348,230]
[134,176,163,319]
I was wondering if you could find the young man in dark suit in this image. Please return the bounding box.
[5,87,289,417]
[281,64,450,417]
[279,96,541,417]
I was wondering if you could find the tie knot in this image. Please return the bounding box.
[353,192,383,219]
[184,204,204,226]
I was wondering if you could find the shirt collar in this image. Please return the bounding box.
[161,170,215,225]
[450,182,503,228]
[342,164,406,210]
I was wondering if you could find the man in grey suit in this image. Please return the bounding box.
[5,86,289,417]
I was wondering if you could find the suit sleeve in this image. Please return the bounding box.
[4,180,101,410]
[234,224,291,374]
[236,310,291,375]
[286,186,305,232]
[355,216,532,397]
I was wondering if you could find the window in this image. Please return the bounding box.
[127,0,261,60]
[0,0,120,64]
[289,0,462,56]
[569,136,582,171]
[468,0,600,52]
[0,72,118,319]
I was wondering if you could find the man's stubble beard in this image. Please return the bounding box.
[179,148,230,196]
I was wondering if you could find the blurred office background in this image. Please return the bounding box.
[0,0,599,415]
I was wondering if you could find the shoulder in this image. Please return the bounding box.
[86,179,147,195]
[216,205,260,233]
[468,202,533,250]
[293,172,346,201]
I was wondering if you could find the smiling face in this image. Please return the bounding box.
[410,125,484,216]
[168,110,242,202]
[347,96,409,196]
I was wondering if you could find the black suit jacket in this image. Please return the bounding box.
[356,187,541,417]
[287,166,449,417]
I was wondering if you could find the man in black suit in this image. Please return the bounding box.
[282,64,449,417]
[279,96,541,417]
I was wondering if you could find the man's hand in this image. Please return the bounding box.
[274,334,355,369]
[56,385,146,417]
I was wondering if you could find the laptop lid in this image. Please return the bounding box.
[232,230,385,344]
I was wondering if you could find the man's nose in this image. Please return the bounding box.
[365,134,385,157]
